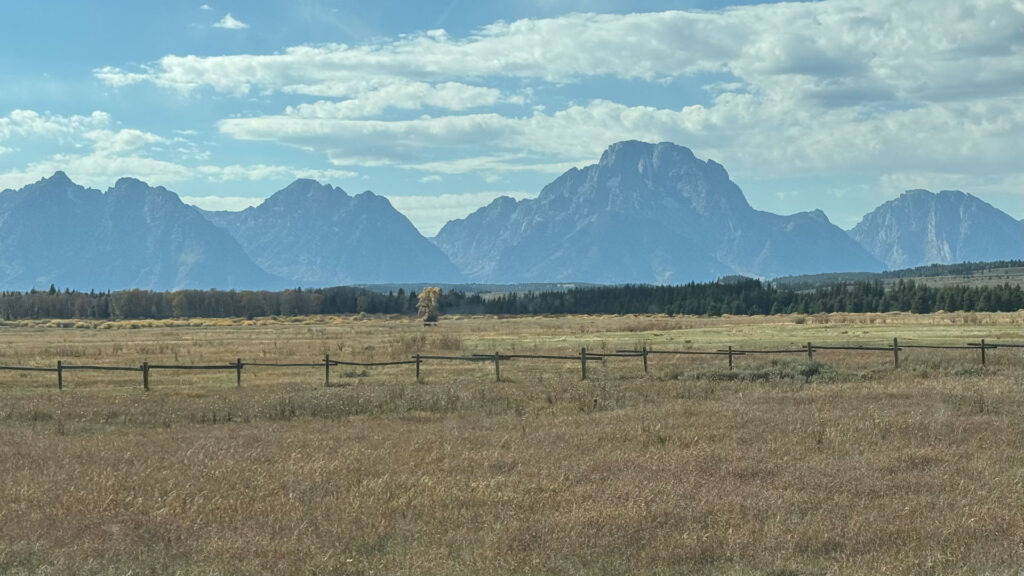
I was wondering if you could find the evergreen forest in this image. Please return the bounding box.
[1,277,1021,321]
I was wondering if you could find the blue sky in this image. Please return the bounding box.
[1,0,1021,235]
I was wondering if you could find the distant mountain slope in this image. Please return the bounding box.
[0,173,284,291]
[434,141,883,283]
[849,189,1024,269]
[774,259,1024,290]
[201,179,464,285]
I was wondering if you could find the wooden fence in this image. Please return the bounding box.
[0,337,1020,391]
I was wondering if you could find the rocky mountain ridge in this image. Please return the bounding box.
[0,172,283,291]
[434,141,884,283]
[201,179,464,286]
[848,188,1023,269]
[1,142,1018,291]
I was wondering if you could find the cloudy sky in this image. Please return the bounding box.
[1,0,1021,235]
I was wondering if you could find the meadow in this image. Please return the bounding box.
[0,311,1021,575]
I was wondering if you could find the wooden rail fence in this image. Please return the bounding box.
[0,338,1019,390]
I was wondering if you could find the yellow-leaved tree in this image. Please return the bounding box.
[417,287,442,322]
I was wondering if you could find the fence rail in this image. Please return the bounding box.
[713,349,804,354]
[332,360,419,367]
[899,344,978,350]
[62,365,143,372]
[0,365,58,372]
[243,362,324,368]
[146,364,236,370]
[811,345,897,352]
[0,337,1018,390]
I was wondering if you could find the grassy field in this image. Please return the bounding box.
[0,312,1021,575]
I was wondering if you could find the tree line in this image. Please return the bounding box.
[0,285,419,320]
[774,259,1024,289]
[0,278,1020,321]
[455,279,1024,316]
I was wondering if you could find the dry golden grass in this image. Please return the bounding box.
[0,312,1021,575]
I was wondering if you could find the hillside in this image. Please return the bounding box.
[774,260,1024,290]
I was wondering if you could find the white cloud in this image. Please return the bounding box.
[220,91,1024,189]
[0,154,356,194]
[0,109,357,192]
[405,154,582,175]
[281,167,358,182]
[0,145,10,156]
[93,66,149,87]
[97,1,1019,184]
[0,113,183,189]
[181,195,263,212]
[80,1,1024,207]
[0,153,193,192]
[219,112,514,163]
[418,175,442,183]
[97,2,1023,104]
[213,13,248,30]
[96,12,728,93]
[195,164,356,182]
[84,128,166,154]
[385,191,536,236]
[284,80,503,119]
[200,4,212,10]
[0,109,111,143]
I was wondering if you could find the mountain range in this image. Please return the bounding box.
[435,141,882,283]
[0,141,1019,291]
[200,179,463,286]
[0,173,282,291]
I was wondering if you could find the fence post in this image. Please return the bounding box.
[324,354,330,387]
[236,358,242,387]
[56,360,63,390]
[980,339,986,366]
[581,347,588,380]
[642,345,648,374]
[807,342,814,361]
[415,353,421,382]
[494,352,500,382]
[142,361,149,391]
[728,345,734,370]
[892,337,899,368]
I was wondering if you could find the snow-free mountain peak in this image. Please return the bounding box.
[434,140,881,283]
[251,178,351,214]
[849,188,1023,269]
[48,170,73,184]
[14,171,90,203]
[201,179,464,285]
[535,140,750,217]
[0,175,283,291]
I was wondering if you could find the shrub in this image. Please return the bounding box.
[696,359,844,384]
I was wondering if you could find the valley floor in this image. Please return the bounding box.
[0,312,1021,575]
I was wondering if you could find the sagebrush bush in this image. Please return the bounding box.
[695,359,846,384]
